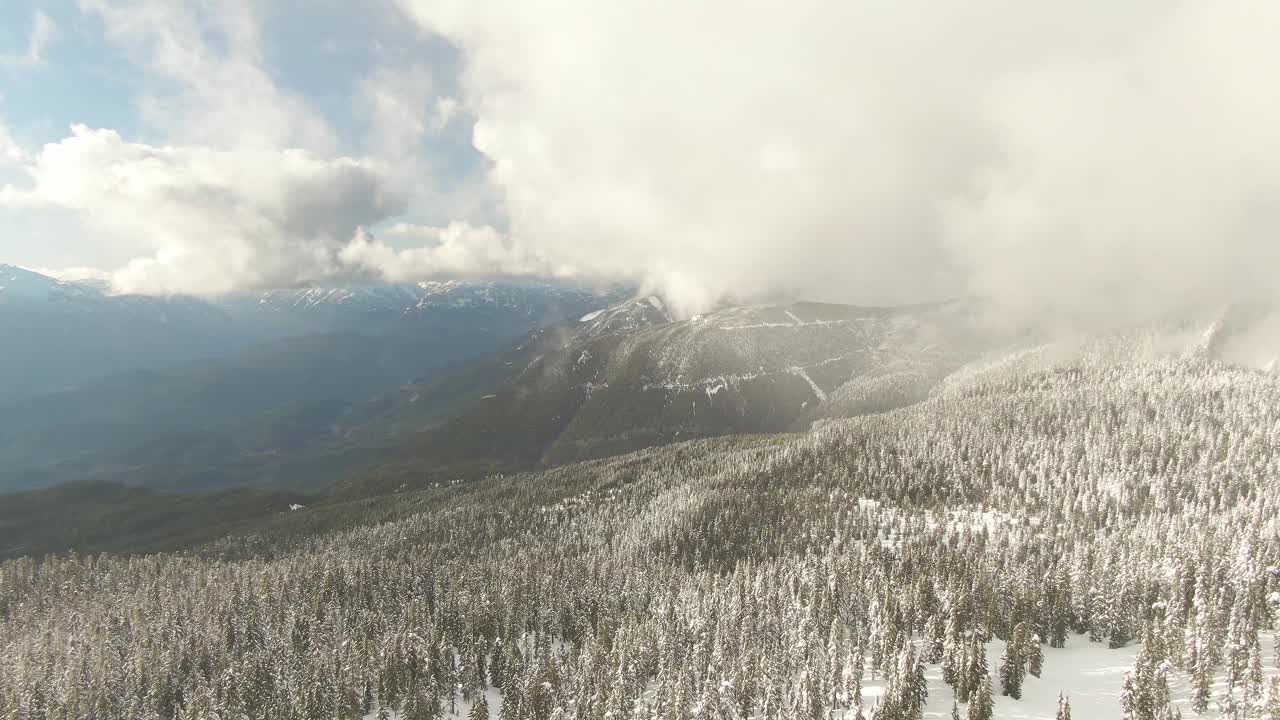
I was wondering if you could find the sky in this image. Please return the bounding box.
[2,0,1279,318]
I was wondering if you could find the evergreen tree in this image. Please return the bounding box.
[1026,634,1043,678]
[471,690,492,720]
[967,673,994,720]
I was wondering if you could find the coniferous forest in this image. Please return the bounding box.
[4,340,1280,719]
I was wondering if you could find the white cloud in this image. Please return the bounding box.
[0,125,27,166]
[29,265,114,285]
[393,0,1280,318]
[340,222,548,282]
[359,63,436,168]
[80,0,335,152]
[8,125,404,295]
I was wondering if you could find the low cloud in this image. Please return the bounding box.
[7,0,1280,320]
[340,222,548,282]
[5,125,403,294]
[393,0,1280,318]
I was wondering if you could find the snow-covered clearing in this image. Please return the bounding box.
[902,634,1278,719]
[368,635,1275,719]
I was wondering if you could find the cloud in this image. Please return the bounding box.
[0,11,55,70]
[340,222,548,282]
[7,125,404,294]
[358,63,437,170]
[0,125,27,166]
[391,0,1280,318]
[80,0,335,152]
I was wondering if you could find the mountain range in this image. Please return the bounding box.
[5,262,1280,515]
[0,266,623,492]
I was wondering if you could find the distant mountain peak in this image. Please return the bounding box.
[576,295,674,338]
[0,264,103,303]
[248,279,625,318]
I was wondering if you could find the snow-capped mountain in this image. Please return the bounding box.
[249,279,611,315]
[0,266,623,401]
[575,295,673,338]
[395,298,1003,468]
[0,264,98,303]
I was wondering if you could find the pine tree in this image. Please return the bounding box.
[471,690,492,720]
[1026,634,1043,678]
[1261,677,1280,720]
[998,629,1025,700]
[1219,688,1240,720]
[1190,660,1211,714]
[1120,672,1137,720]
[1056,692,1071,720]
[967,673,994,720]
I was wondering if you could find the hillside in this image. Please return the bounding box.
[0,481,313,558]
[2,338,1277,719]
[0,265,618,404]
[403,299,1007,467]
[0,271,621,492]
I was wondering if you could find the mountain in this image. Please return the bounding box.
[4,334,1277,720]
[0,268,625,491]
[0,265,623,403]
[0,265,247,403]
[334,295,678,445]
[223,279,623,335]
[0,480,313,558]
[575,294,675,337]
[393,298,1005,469]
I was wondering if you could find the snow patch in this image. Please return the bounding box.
[789,366,828,402]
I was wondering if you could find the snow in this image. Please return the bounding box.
[579,309,605,322]
[365,687,504,720]
[645,296,665,312]
[288,504,305,511]
[481,394,498,399]
[785,309,804,325]
[363,634,1274,720]
[789,366,828,402]
[891,634,1278,719]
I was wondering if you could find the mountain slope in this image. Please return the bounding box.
[0,270,625,491]
[0,265,622,404]
[0,481,313,558]
[403,299,1000,467]
[0,265,248,403]
[3,342,1276,720]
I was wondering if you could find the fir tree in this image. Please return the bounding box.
[967,673,994,720]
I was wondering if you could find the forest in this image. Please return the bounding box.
[3,340,1279,719]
